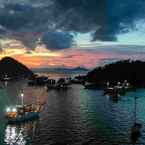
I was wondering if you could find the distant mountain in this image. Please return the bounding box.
[32,67,89,73]
[86,60,145,87]
[0,57,33,80]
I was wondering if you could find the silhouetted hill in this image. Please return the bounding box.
[86,60,145,87]
[0,57,33,80]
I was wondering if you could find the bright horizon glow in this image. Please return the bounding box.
[0,31,145,69]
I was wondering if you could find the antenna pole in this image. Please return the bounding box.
[134,88,137,124]
[21,93,24,106]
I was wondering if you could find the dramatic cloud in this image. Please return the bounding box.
[42,31,74,50]
[0,0,145,49]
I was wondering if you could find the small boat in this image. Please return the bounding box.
[28,76,48,86]
[0,74,12,81]
[104,81,130,96]
[47,78,71,90]
[71,75,85,84]
[5,93,44,124]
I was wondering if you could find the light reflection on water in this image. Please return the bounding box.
[1,73,145,145]
[0,79,46,145]
[5,125,26,145]
[4,121,38,145]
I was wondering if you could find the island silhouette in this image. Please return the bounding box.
[1,57,145,88]
[0,57,33,80]
[86,60,145,87]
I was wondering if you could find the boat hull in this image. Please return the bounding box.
[7,112,39,124]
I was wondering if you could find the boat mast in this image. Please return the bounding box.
[133,72,137,124]
[20,93,24,106]
[134,92,137,124]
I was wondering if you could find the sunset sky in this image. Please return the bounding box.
[0,0,144,69]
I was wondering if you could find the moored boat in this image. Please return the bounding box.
[0,74,12,81]
[104,80,132,96]
[46,78,71,90]
[5,104,43,124]
[28,76,48,86]
[5,93,44,124]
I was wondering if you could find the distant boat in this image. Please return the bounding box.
[0,74,12,81]
[47,78,71,90]
[71,75,85,84]
[5,93,44,124]
[47,84,70,90]
[28,76,48,86]
[104,81,132,96]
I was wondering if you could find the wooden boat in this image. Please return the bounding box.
[47,84,70,90]
[104,81,132,96]
[5,104,43,124]
[5,93,44,124]
[47,78,71,90]
[28,76,48,86]
[0,74,12,81]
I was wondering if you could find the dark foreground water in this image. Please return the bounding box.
[1,77,145,144]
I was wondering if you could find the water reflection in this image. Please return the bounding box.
[5,125,26,145]
[105,94,121,103]
[0,79,47,145]
[4,121,38,145]
[1,76,145,145]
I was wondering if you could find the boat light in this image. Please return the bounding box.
[21,93,24,97]
[6,107,11,112]
[12,108,17,112]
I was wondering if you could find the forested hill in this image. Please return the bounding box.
[0,57,33,80]
[86,60,145,86]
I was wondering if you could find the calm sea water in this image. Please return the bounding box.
[1,73,145,145]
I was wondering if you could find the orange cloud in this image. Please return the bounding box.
[0,47,140,69]
[5,49,112,68]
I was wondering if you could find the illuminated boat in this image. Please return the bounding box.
[0,74,12,81]
[5,93,44,124]
[104,81,132,96]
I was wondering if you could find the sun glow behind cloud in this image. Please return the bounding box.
[0,31,145,69]
[0,38,145,69]
[0,0,145,69]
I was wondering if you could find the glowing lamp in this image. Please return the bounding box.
[6,107,11,112]
[12,108,17,112]
[21,93,24,97]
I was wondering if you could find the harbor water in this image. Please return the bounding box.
[0,73,145,145]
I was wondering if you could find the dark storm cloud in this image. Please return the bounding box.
[0,3,34,30]
[49,0,145,41]
[42,32,74,50]
[0,0,145,49]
